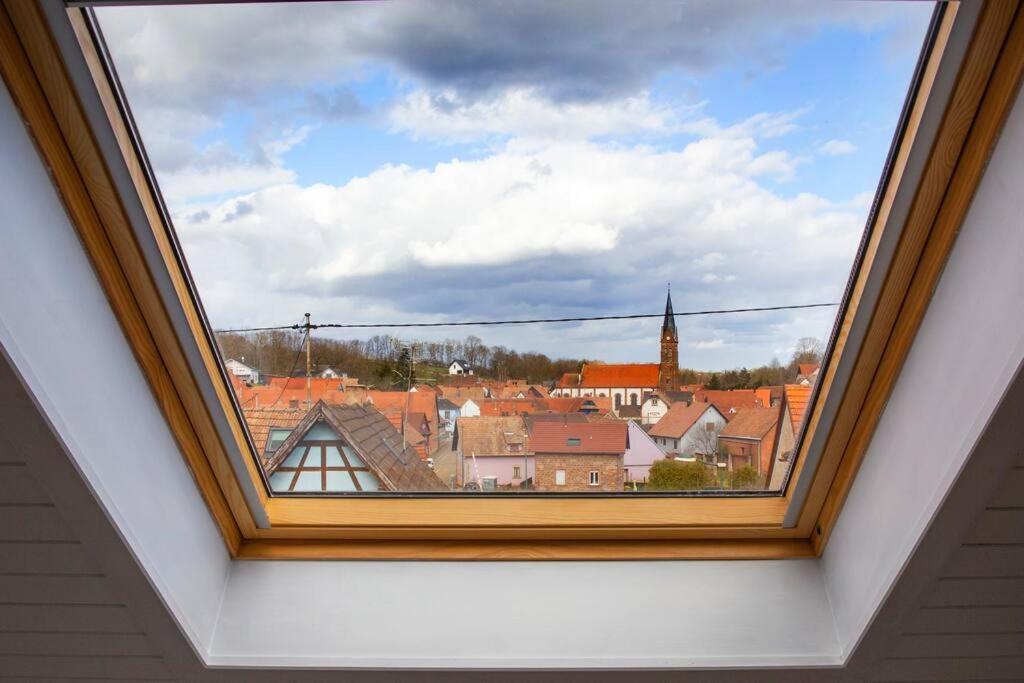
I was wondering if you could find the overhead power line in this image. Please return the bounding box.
[213,302,839,335]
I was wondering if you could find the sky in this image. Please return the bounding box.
[96,0,934,370]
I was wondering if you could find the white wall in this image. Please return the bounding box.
[1,2,1018,672]
[0,85,232,656]
[822,87,1024,658]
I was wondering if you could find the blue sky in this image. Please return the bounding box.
[97,0,933,370]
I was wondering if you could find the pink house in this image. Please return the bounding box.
[623,420,667,484]
[453,416,533,490]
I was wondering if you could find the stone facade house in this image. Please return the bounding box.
[530,420,627,492]
[718,406,780,477]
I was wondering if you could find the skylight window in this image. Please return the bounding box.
[91,0,935,497]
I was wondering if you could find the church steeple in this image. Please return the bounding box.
[659,286,680,391]
[662,286,677,337]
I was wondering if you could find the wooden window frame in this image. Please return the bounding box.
[0,0,1021,560]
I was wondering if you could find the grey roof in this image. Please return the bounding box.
[437,398,460,411]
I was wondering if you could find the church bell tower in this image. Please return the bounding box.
[659,287,680,392]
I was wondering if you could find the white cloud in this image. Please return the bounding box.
[174,131,866,367]
[157,127,310,203]
[389,88,679,143]
[693,339,725,350]
[818,139,858,156]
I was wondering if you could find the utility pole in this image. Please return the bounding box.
[304,313,312,410]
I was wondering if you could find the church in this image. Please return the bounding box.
[551,291,680,408]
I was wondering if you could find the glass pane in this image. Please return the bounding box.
[305,423,339,441]
[269,471,295,492]
[281,446,306,468]
[340,445,365,468]
[326,471,359,492]
[293,471,323,492]
[97,0,935,496]
[354,470,382,492]
[302,447,322,468]
[324,446,344,467]
[268,428,292,448]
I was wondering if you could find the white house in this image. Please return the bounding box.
[225,358,259,384]
[458,398,481,418]
[647,402,727,459]
[551,363,660,410]
[640,390,694,425]
[437,398,461,433]
[448,359,472,375]
[318,367,340,379]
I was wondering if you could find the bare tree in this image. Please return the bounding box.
[688,421,723,463]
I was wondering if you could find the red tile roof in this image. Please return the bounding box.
[241,406,307,455]
[798,363,820,377]
[555,372,581,388]
[529,420,628,454]
[693,389,764,417]
[648,402,720,439]
[580,363,660,388]
[785,384,813,432]
[719,407,780,439]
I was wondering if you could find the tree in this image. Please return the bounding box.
[688,422,722,461]
[706,373,722,390]
[647,459,715,491]
[730,465,762,490]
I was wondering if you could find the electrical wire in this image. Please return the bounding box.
[213,302,839,334]
[241,327,309,409]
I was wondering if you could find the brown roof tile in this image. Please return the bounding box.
[648,402,720,438]
[719,407,779,439]
[454,416,530,457]
[529,421,628,454]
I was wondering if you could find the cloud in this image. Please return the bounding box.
[173,130,865,366]
[96,1,929,121]
[693,339,725,350]
[818,139,858,156]
[154,126,310,203]
[389,88,679,143]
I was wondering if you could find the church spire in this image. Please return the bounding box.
[659,285,679,392]
[662,285,676,335]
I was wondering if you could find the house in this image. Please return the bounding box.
[640,389,694,425]
[263,401,445,493]
[648,402,727,459]
[551,291,680,405]
[615,404,642,420]
[458,397,481,417]
[317,366,340,379]
[438,384,489,403]
[693,389,764,419]
[453,416,532,488]
[796,363,821,387]
[551,362,660,406]
[224,357,259,384]
[241,406,307,459]
[531,420,627,492]
[437,397,461,433]
[718,406,780,479]
[448,359,472,375]
[766,384,813,490]
[622,420,666,484]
